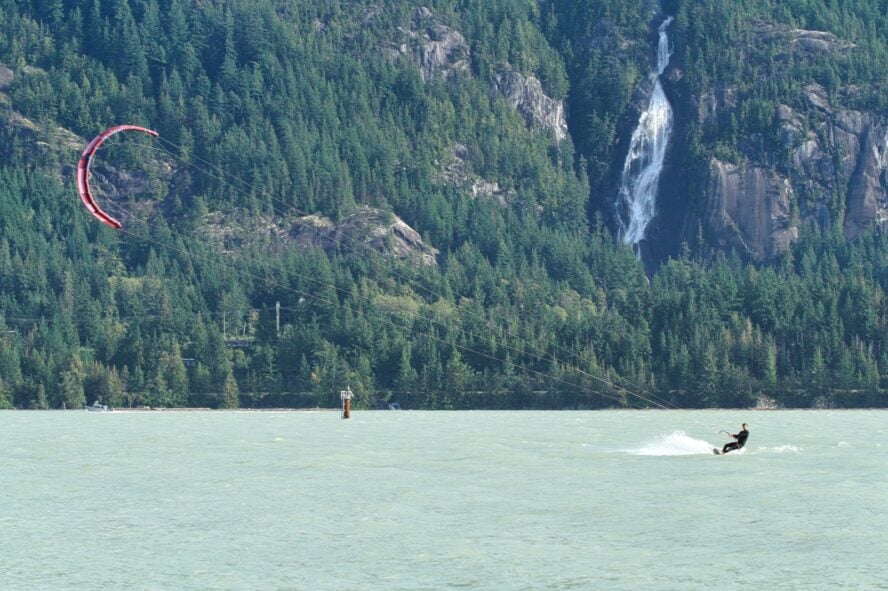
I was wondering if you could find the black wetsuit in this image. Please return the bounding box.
[722,429,749,454]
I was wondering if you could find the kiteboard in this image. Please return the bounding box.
[712,448,722,455]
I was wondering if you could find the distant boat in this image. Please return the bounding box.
[387,403,401,410]
[84,401,112,412]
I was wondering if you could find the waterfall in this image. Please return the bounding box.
[617,17,674,251]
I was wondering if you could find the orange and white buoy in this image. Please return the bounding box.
[340,388,353,419]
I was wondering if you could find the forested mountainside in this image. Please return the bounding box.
[0,0,887,410]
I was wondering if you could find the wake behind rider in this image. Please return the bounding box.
[722,423,749,454]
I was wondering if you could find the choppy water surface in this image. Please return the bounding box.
[1,410,886,590]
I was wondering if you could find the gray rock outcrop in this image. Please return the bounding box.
[752,23,856,60]
[384,9,566,141]
[693,80,887,261]
[703,159,798,262]
[387,7,470,82]
[0,63,13,90]
[492,66,568,141]
[201,206,439,268]
[290,206,439,267]
[437,143,513,206]
[678,21,888,262]
[790,85,888,239]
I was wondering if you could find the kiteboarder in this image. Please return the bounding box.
[720,423,749,454]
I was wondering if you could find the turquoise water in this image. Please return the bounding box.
[1,410,886,590]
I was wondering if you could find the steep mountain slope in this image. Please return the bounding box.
[546,0,887,265]
[2,0,888,410]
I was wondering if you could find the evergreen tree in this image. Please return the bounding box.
[59,355,87,410]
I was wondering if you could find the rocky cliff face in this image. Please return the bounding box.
[492,66,568,142]
[682,22,887,263]
[0,63,13,90]
[694,83,887,261]
[788,85,888,240]
[437,143,513,207]
[289,207,439,267]
[703,159,798,261]
[386,7,470,82]
[385,8,567,141]
[201,206,439,268]
[751,23,855,59]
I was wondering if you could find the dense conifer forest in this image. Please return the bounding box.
[1,0,886,409]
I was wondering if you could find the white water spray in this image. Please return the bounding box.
[617,17,674,250]
[628,431,714,456]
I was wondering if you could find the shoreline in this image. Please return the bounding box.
[4,406,888,412]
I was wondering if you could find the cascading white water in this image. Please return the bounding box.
[617,17,674,250]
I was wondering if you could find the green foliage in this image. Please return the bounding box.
[0,0,887,410]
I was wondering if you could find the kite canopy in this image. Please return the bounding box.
[76,125,159,229]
